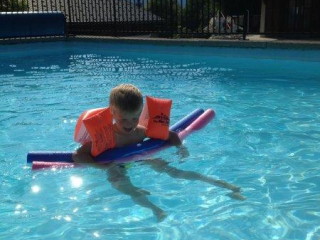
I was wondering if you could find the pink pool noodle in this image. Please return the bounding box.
[178,109,215,140]
[32,161,78,170]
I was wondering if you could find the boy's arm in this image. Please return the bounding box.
[167,131,189,159]
[72,142,111,169]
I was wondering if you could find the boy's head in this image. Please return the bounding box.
[109,84,143,134]
[109,84,143,113]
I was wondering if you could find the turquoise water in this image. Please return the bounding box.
[1,41,320,240]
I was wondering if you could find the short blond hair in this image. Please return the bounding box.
[109,84,143,112]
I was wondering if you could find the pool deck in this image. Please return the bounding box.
[1,35,320,50]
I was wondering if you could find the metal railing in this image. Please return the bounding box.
[264,0,320,37]
[0,0,255,38]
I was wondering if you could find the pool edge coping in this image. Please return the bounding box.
[73,36,320,50]
[1,35,320,50]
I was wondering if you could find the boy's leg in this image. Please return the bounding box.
[144,158,245,200]
[106,164,167,222]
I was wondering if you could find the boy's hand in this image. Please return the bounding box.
[73,142,112,169]
[167,131,182,146]
[177,145,190,160]
[167,131,189,160]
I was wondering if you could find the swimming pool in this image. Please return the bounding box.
[1,41,320,240]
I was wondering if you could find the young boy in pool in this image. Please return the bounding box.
[73,84,244,222]
[72,84,184,164]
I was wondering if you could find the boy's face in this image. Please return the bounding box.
[111,107,142,134]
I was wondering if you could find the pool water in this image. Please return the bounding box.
[1,41,320,240]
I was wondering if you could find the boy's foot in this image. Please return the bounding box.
[154,210,167,222]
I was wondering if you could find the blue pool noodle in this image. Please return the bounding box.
[27,108,204,163]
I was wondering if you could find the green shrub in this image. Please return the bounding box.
[0,0,29,12]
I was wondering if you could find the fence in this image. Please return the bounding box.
[263,0,320,36]
[0,0,257,38]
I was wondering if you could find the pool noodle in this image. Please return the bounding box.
[28,108,204,165]
[32,109,215,170]
[178,109,215,139]
[32,109,214,170]
[32,161,80,169]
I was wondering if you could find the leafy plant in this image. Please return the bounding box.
[0,0,29,12]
